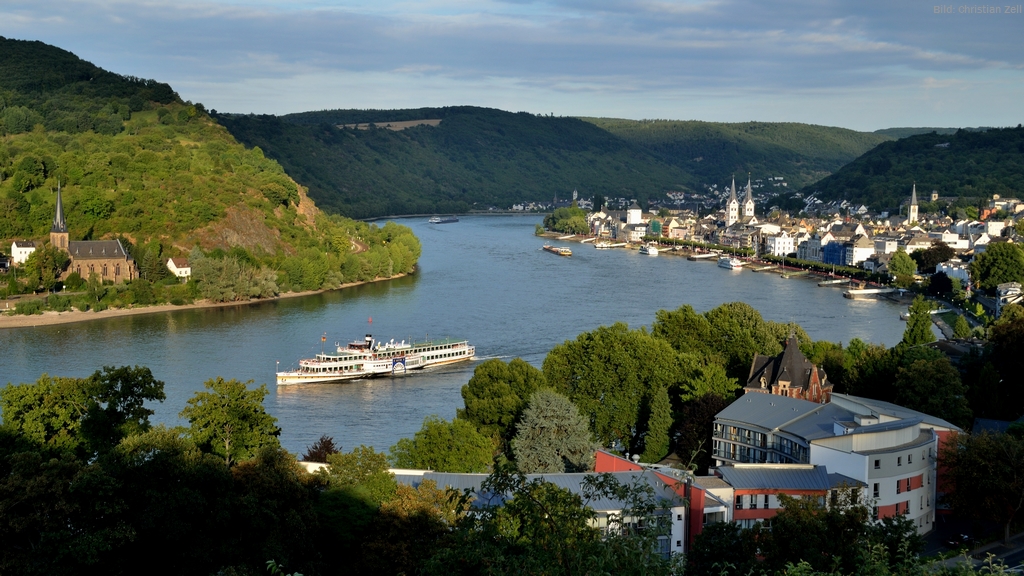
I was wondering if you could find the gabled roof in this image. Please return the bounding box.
[69,240,133,261]
[745,336,827,394]
[12,240,36,248]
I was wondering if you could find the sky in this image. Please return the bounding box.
[2,0,1022,131]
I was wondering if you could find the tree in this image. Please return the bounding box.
[670,393,731,474]
[911,241,955,273]
[888,250,917,278]
[686,521,759,576]
[542,323,682,455]
[894,357,972,429]
[458,358,547,454]
[322,445,398,506]
[941,431,1024,543]
[986,313,1024,421]
[900,296,935,347]
[953,314,973,339]
[970,242,1024,291]
[640,386,672,463]
[0,366,165,457]
[19,244,69,292]
[929,271,954,296]
[180,377,281,466]
[759,488,870,574]
[301,434,339,462]
[511,389,597,473]
[389,416,493,473]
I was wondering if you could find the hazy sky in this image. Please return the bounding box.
[2,0,1022,130]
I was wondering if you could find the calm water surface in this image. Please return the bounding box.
[1,215,910,453]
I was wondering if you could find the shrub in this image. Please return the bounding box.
[14,299,44,315]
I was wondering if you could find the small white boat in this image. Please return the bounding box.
[718,256,744,270]
[595,242,626,249]
[639,243,659,256]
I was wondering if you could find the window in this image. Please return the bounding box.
[735,496,743,510]
[677,514,682,521]
[896,481,902,494]
[874,459,880,469]
[873,506,879,519]
[920,496,924,510]
[897,456,902,466]
[873,483,879,498]
[764,495,769,508]
[908,453,913,464]
[750,496,757,510]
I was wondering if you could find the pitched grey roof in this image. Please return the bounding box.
[715,393,820,431]
[779,403,856,441]
[717,465,831,491]
[69,240,133,261]
[828,473,865,489]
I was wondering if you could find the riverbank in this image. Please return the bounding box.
[0,273,409,330]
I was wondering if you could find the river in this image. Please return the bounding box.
[0,215,911,454]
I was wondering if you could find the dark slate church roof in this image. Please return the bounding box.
[69,240,133,261]
[746,336,827,392]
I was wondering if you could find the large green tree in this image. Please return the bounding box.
[179,377,281,466]
[0,365,165,457]
[542,322,680,456]
[888,249,917,279]
[458,358,547,454]
[894,357,972,429]
[971,242,1024,291]
[941,431,1024,543]
[511,389,597,473]
[900,296,935,347]
[389,416,494,473]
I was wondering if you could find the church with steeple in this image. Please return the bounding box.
[725,174,756,227]
[51,187,138,283]
[907,183,919,225]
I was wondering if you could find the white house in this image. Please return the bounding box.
[11,240,36,265]
[764,231,795,257]
[935,259,970,285]
[166,257,192,280]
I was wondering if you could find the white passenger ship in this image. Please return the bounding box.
[276,334,475,385]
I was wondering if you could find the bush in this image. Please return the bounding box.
[64,272,84,290]
[47,294,72,312]
[14,299,44,315]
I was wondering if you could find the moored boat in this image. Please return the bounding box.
[718,256,744,270]
[639,243,659,256]
[543,245,572,256]
[595,241,626,249]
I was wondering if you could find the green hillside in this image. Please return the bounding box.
[584,118,892,189]
[219,107,696,219]
[0,37,419,305]
[794,126,1024,210]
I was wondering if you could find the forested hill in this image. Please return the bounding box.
[0,37,418,297]
[219,107,695,219]
[583,119,892,191]
[793,126,1024,211]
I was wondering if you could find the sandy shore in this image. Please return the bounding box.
[0,274,407,330]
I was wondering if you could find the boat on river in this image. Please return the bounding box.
[543,245,572,256]
[428,216,459,224]
[718,256,744,270]
[639,243,659,256]
[276,334,475,385]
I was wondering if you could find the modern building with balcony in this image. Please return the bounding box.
[712,393,961,534]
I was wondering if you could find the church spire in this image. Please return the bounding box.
[910,182,918,206]
[51,181,67,233]
[729,175,737,202]
[744,173,753,203]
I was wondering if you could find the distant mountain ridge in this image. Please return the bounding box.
[221,108,896,219]
[794,126,1024,211]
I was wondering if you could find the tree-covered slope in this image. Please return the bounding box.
[795,126,1024,210]
[583,118,892,190]
[0,37,419,301]
[219,107,696,219]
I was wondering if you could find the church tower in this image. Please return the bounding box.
[742,174,755,219]
[50,183,69,251]
[726,176,739,226]
[908,183,919,224]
